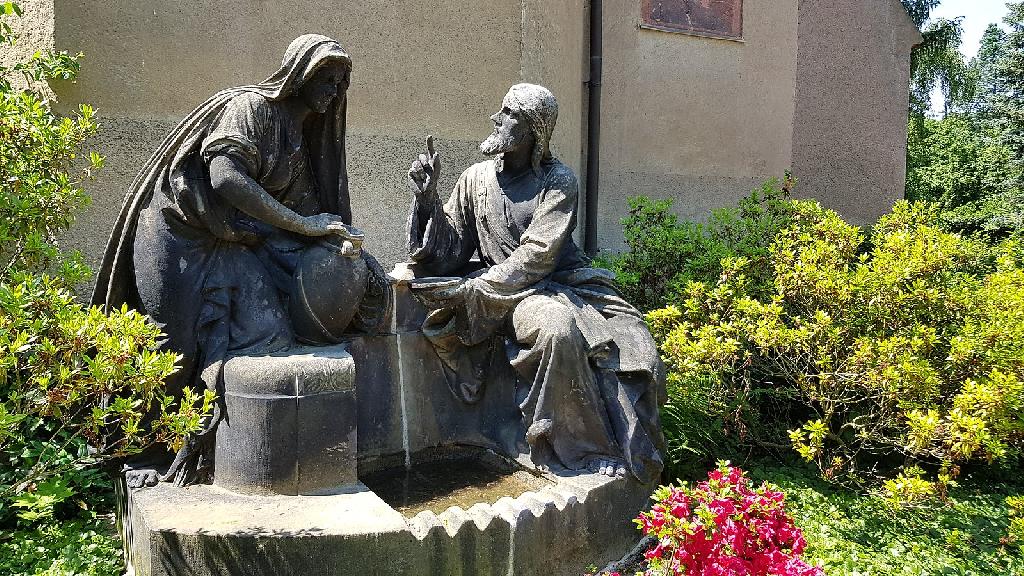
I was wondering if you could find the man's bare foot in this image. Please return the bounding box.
[588,458,627,478]
[125,468,160,489]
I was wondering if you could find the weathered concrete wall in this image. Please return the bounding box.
[51,0,585,269]
[790,0,921,225]
[595,0,800,254]
[1,0,54,94]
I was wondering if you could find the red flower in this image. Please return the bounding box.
[636,466,825,576]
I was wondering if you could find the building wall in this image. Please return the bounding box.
[51,0,585,269]
[595,0,800,253]
[790,0,922,224]
[34,0,919,267]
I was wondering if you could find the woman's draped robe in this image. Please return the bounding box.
[408,159,666,483]
[91,36,388,483]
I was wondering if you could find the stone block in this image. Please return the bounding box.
[215,392,299,494]
[351,331,522,464]
[296,390,357,492]
[214,344,357,496]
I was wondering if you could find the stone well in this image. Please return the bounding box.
[121,462,653,576]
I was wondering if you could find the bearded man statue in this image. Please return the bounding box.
[406,84,666,482]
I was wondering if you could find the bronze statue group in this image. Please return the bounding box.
[95,35,666,487]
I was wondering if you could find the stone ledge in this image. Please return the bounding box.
[223,345,356,396]
[123,469,653,576]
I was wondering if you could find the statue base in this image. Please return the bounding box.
[118,457,654,576]
[215,344,357,496]
[116,268,659,575]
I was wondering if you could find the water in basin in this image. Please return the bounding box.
[361,455,549,516]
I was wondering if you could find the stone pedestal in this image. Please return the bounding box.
[215,344,357,496]
[121,467,653,576]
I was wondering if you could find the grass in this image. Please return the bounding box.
[0,515,122,576]
[734,461,1024,575]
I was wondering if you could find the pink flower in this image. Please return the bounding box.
[636,466,823,576]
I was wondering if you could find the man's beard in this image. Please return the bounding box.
[479,128,526,156]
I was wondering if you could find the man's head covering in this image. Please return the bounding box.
[502,83,558,175]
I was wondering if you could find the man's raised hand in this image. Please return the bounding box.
[409,135,441,197]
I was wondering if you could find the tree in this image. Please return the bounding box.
[993,2,1024,160]
[969,24,1008,125]
[901,1,975,118]
[901,0,940,29]
[902,2,1024,242]
[906,114,1022,238]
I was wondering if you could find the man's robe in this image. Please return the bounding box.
[408,158,666,483]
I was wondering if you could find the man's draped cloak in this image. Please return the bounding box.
[408,159,667,483]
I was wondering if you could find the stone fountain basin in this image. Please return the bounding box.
[121,459,654,576]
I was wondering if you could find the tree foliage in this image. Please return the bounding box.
[905,3,1024,243]
[906,114,1023,238]
[969,24,1008,124]
[991,2,1024,159]
[901,1,975,117]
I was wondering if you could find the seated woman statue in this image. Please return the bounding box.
[92,34,388,486]
[406,84,666,483]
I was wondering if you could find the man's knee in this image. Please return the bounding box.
[514,296,579,343]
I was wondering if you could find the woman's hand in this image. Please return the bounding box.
[409,135,441,199]
[299,213,353,237]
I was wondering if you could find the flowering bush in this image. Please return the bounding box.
[646,199,1024,498]
[637,464,823,576]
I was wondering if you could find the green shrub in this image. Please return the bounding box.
[604,175,795,312]
[601,180,797,477]
[0,2,96,278]
[1009,495,1024,548]
[0,516,122,576]
[0,0,212,547]
[647,199,1024,497]
[0,274,213,523]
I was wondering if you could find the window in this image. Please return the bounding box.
[641,0,743,40]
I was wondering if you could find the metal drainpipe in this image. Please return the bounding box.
[584,0,602,256]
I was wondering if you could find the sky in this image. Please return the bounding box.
[931,0,1010,59]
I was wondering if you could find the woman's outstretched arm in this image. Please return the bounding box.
[208,154,347,237]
